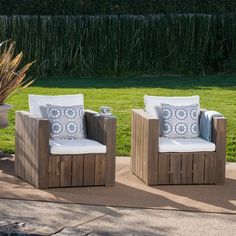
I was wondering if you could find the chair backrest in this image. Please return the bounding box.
[144,95,200,119]
[29,94,84,118]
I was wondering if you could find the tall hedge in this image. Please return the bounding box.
[0,15,235,76]
[1,1,236,15]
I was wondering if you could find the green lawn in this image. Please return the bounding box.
[1,75,236,161]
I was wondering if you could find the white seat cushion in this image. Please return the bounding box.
[159,137,215,153]
[29,94,84,118]
[49,139,106,155]
[144,95,200,118]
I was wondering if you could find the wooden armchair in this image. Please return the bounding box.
[15,108,116,189]
[131,109,226,185]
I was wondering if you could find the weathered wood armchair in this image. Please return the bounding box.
[131,96,226,185]
[15,94,116,189]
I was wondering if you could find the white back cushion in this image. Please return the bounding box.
[29,94,84,118]
[144,95,200,118]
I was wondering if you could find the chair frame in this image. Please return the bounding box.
[131,109,227,185]
[15,110,116,189]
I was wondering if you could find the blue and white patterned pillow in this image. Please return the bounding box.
[161,103,199,138]
[46,104,86,139]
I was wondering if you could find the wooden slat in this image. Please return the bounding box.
[48,156,60,187]
[28,115,36,186]
[131,111,136,173]
[104,117,116,186]
[131,109,159,185]
[24,114,31,183]
[37,119,49,188]
[169,153,181,184]
[158,153,169,184]
[72,155,84,186]
[15,111,49,189]
[18,113,25,179]
[140,114,144,180]
[204,153,215,184]
[95,154,106,185]
[181,153,193,184]
[85,110,116,186]
[212,117,227,184]
[147,118,159,185]
[136,114,141,178]
[193,153,205,184]
[83,154,95,186]
[60,156,72,187]
[21,113,27,181]
[15,111,22,178]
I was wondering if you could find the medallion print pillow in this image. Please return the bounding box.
[46,104,86,139]
[161,103,199,138]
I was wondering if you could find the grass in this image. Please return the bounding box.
[1,75,236,162]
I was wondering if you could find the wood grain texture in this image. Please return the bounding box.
[15,109,116,188]
[204,153,215,184]
[158,153,169,185]
[15,111,49,189]
[95,154,106,185]
[104,117,116,186]
[131,109,159,185]
[169,153,181,184]
[193,153,205,184]
[131,108,226,185]
[72,155,84,186]
[181,153,193,184]
[60,156,72,187]
[83,154,95,186]
[85,110,116,186]
[48,156,60,187]
[212,117,227,184]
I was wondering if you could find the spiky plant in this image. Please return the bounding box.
[0,41,34,105]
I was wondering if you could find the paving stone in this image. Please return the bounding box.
[0,199,236,236]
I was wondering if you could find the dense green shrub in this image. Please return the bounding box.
[1,0,236,15]
[0,14,235,76]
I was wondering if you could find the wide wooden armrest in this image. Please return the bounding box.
[131,109,159,185]
[132,109,159,120]
[84,109,116,146]
[84,109,116,186]
[212,116,227,184]
[212,116,227,145]
[15,111,50,188]
[200,108,227,184]
[132,109,160,140]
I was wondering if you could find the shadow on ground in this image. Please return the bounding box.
[0,156,235,214]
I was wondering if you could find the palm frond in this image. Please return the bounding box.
[0,41,34,104]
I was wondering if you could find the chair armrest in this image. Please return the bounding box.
[15,111,50,188]
[84,109,116,146]
[131,109,159,185]
[84,109,116,186]
[212,116,227,184]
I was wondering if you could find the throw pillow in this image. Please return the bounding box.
[161,103,199,138]
[46,104,86,139]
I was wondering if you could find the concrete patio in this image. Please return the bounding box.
[0,155,236,235]
[0,199,236,235]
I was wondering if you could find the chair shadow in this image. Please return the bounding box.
[44,182,199,212]
[0,155,31,187]
[151,174,236,212]
[0,155,235,214]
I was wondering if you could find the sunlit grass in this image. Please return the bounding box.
[1,75,236,161]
